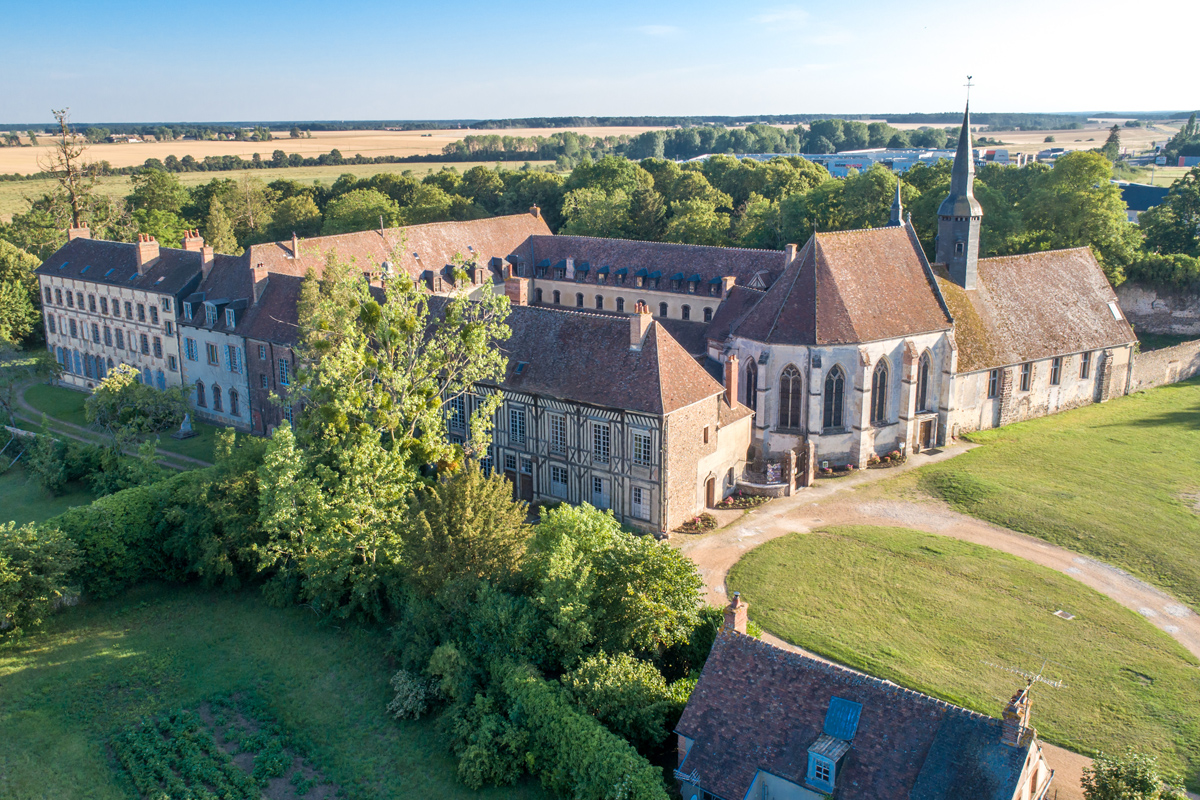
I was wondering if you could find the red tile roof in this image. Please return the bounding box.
[677,632,1028,800]
[934,248,1136,372]
[494,304,728,415]
[734,225,952,345]
[244,212,551,282]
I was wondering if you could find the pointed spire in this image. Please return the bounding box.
[937,100,983,219]
[889,178,903,226]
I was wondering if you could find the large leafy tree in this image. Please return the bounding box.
[1139,166,1200,258]
[321,188,401,235]
[256,249,510,618]
[0,239,43,347]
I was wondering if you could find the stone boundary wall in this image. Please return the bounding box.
[1129,339,1200,392]
[1116,282,1200,336]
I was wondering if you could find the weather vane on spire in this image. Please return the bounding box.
[965,75,974,103]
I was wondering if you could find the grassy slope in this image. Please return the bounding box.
[0,464,95,526]
[728,525,1200,787]
[915,378,1200,609]
[0,584,548,800]
[22,383,219,463]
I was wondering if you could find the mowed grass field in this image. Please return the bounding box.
[0,463,95,526]
[728,526,1200,787]
[0,584,549,800]
[0,161,556,221]
[0,125,666,174]
[902,378,1200,609]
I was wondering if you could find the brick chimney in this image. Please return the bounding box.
[724,591,749,634]
[291,232,300,259]
[201,244,215,281]
[530,205,541,219]
[630,301,653,351]
[784,243,798,263]
[135,234,160,275]
[1000,685,1033,748]
[252,262,269,305]
[725,353,739,407]
[505,275,529,306]
[67,225,91,241]
[182,229,204,251]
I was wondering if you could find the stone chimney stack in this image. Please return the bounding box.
[530,205,541,219]
[784,243,798,263]
[252,262,269,305]
[1000,685,1033,748]
[725,353,739,407]
[291,232,300,259]
[565,257,575,281]
[182,229,204,252]
[135,234,160,275]
[201,244,215,281]
[630,301,653,350]
[721,275,736,296]
[724,591,749,634]
[505,275,529,306]
[68,225,91,241]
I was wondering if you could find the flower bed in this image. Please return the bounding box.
[716,492,770,510]
[816,464,857,479]
[867,450,908,469]
[675,512,719,534]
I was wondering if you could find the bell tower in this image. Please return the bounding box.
[936,92,983,289]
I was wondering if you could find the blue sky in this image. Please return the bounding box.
[3,0,1196,123]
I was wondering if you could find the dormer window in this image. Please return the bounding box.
[205,303,217,326]
[226,308,236,327]
[183,303,193,321]
[806,696,860,793]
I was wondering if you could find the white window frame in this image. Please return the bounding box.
[593,421,610,464]
[631,485,649,520]
[509,407,526,446]
[632,432,652,466]
[550,464,568,499]
[550,414,566,453]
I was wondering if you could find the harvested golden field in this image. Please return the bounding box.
[0,126,666,174]
[0,161,555,222]
[879,119,1180,155]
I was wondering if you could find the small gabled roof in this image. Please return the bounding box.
[36,237,202,296]
[934,248,1136,372]
[733,225,951,346]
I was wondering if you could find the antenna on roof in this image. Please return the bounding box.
[981,656,1065,690]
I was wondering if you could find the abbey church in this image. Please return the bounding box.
[35,103,1137,531]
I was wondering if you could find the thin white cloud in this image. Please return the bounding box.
[634,24,681,36]
[751,7,810,28]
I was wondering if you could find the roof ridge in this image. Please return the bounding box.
[761,236,813,342]
[543,233,788,256]
[977,246,1093,262]
[815,225,910,238]
[729,632,996,723]
[258,212,542,250]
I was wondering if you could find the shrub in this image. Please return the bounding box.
[0,522,80,640]
[386,669,441,720]
[1082,748,1181,800]
[562,651,678,750]
[85,363,188,442]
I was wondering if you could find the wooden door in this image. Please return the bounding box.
[706,477,715,508]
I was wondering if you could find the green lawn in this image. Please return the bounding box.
[911,378,1200,609]
[0,464,95,526]
[0,584,548,800]
[22,383,219,463]
[729,526,1200,788]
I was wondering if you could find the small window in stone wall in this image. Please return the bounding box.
[1020,362,1032,392]
[1050,357,1062,385]
[1080,351,1092,380]
[616,298,625,312]
[987,369,999,399]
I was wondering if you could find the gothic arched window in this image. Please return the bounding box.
[196,380,207,408]
[917,352,932,412]
[212,383,223,412]
[745,358,758,412]
[778,365,803,430]
[823,366,845,430]
[871,359,889,425]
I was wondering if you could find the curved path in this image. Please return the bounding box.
[675,443,1200,661]
[673,445,1200,800]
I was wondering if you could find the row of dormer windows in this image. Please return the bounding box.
[535,289,714,321]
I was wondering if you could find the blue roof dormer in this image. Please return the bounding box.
[824,696,863,740]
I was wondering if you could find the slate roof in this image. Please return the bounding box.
[244,212,551,282]
[521,235,787,295]
[178,253,252,334]
[676,632,1031,800]
[733,224,952,345]
[1117,182,1169,213]
[36,237,203,296]
[490,304,730,415]
[933,248,1136,372]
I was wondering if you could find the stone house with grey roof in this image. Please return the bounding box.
[674,595,1054,800]
[36,228,203,393]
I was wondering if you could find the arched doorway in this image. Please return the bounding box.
[705,476,716,508]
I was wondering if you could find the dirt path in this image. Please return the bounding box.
[673,443,1200,800]
[675,444,1200,662]
[13,382,211,470]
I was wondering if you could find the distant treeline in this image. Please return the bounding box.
[2,111,1191,136]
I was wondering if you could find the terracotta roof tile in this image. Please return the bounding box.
[935,248,1136,372]
[735,226,951,345]
[677,632,1027,800]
